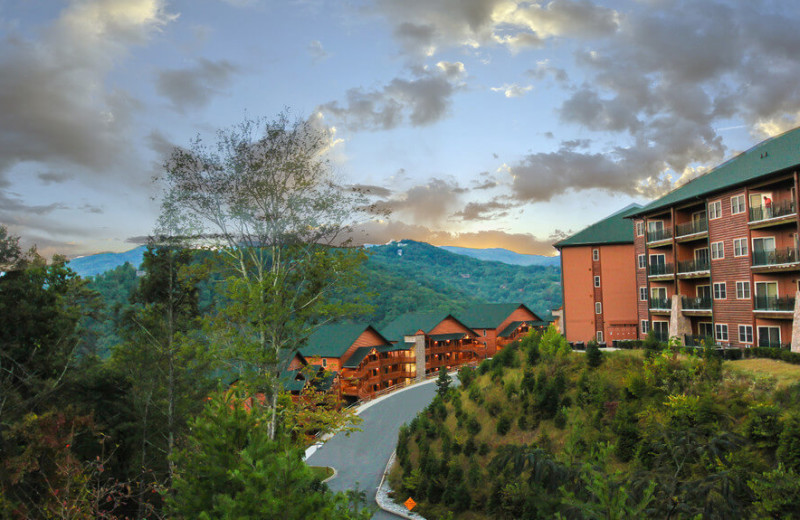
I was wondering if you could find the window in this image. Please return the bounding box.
[595,302,602,314]
[647,220,664,233]
[731,194,745,215]
[641,320,650,334]
[596,331,604,343]
[639,286,648,301]
[733,238,748,257]
[636,221,644,237]
[711,241,724,260]
[715,323,729,341]
[651,287,667,300]
[739,325,753,344]
[593,249,599,261]
[653,321,668,339]
[709,200,722,219]
[698,322,713,338]
[736,281,751,299]
[758,326,781,348]
[322,358,327,367]
[638,254,646,269]
[713,282,727,299]
[594,276,601,287]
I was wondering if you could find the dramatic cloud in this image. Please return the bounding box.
[318,62,467,131]
[156,58,238,112]
[491,83,533,98]
[0,0,175,179]
[370,178,467,226]
[374,0,619,56]
[452,199,516,221]
[351,219,558,256]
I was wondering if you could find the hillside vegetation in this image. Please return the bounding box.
[390,333,800,519]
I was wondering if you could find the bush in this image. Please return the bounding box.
[553,408,567,429]
[586,340,604,368]
[518,415,528,431]
[458,366,476,387]
[467,416,482,435]
[778,413,800,472]
[496,416,512,436]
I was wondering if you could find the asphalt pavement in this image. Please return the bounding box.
[306,379,439,519]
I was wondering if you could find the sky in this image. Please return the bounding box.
[3,0,800,258]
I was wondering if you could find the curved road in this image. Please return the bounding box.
[307,379,440,519]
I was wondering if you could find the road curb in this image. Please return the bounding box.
[375,450,426,520]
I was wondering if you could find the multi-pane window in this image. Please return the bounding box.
[594,276,601,287]
[596,331,604,343]
[731,194,746,215]
[638,254,646,269]
[641,320,650,334]
[709,200,722,219]
[639,287,648,301]
[736,281,751,299]
[595,302,602,314]
[733,238,748,257]
[593,249,599,261]
[715,323,729,341]
[711,241,724,260]
[739,325,753,344]
[636,222,644,236]
[713,282,727,299]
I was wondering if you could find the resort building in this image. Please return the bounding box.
[381,312,483,376]
[299,323,415,402]
[457,303,548,356]
[628,127,800,351]
[554,204,642,344]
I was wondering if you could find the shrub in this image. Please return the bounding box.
[478,442,490,456]
[553,408,567,429]
[586,340,604,368]
[518,415,528,431]
[496,416,512,436]
[747,403,783,449]
[539,325,571,359]
[458,366,476,387]
[778,413,800,472]
[467,416,482,435]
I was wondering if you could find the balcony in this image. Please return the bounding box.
[675,219,708,241]
[646,227,673,246]
[749,200,796,228]
[754,295,796,314]
[751,248,800,272]
[681,296,712,312]
[648,262,674,280]
[677,259,710,278]
[649,297,671,313]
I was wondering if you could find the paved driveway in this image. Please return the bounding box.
[306,379,439,519]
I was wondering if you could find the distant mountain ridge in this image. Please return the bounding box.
[438,245,560,267]
[68,246,146,278]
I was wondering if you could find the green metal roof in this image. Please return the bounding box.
[629,126,800,218]
[342,346,374,369]
[554,203,643,248]
[380,312,478,343]
[430,333,466,342]
[497,319,549,338]
[300,322,390,358]
[457,303,541,329]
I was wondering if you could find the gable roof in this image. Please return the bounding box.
[628,126,800,218]
[300,323,391,358]
[457,303,540,329]
[381,311,478,343]
[554,203,643,249]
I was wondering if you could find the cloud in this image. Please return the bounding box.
[0,0,175,179]
[490,83,533,98]
[351,219,557,256]
[527,59,569,82]
[374,0,619,56]
[452,199,516,221]
[156,58,238,113]
[37,171,72,185]
[308,39,329,61]
[350,184,394,198]
[370,178,467,226]
[318,61,466,131]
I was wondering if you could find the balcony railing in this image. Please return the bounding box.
[758,341,792,349]
[752,247,800,267]
[677,258,710,274]
[648,263,674,277]
[750,200,796,222]
[681,296,712,310]
[647,227,673,243]
[754,295,796,312]
[649,297,671,310]
[676,218,708,237]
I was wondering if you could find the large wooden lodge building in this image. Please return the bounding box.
[296,303,546,403]
[558,127,800,352]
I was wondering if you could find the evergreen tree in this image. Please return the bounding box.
[436,366,452,397]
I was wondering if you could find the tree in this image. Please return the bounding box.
[159,113,369,439]
[436,367,452,397]
[585,340,603,368]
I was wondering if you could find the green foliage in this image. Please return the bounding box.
[777,413,800,472]
[748,464,800,519]
[436,367,452,398]
[746,403,783,449]
[539,325,571,360]
[496,416,511,436]
[168,390,372,520]
[586,340,604,368]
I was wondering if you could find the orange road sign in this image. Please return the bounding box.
[404,497,417,511]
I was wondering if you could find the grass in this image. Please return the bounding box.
[308,465,334,481]
[726,358,800,388]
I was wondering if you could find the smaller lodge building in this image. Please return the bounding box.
[457,303,548,356]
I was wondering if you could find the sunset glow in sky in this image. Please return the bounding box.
[3,0,800,257]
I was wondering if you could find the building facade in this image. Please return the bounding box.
[457,303,548,356]
[554,204,642,344]
[629,128,800,350]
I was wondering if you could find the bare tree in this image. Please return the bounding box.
[159,113,368,438]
